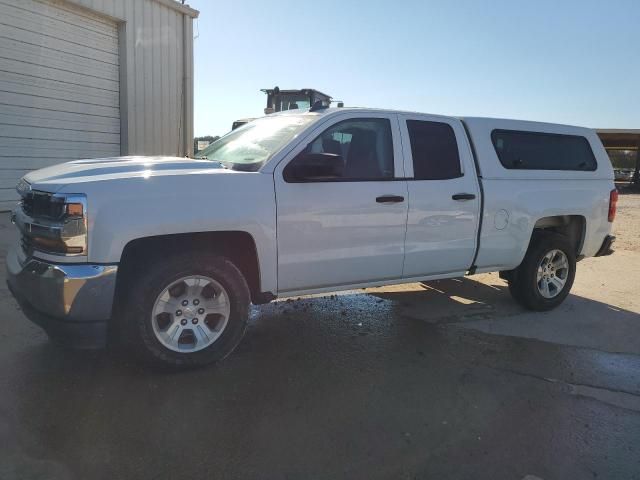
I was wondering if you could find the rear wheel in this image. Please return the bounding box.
[508,232,576,311]
[124,252,250,368]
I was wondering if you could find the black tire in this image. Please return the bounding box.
[123,252,250,369]
[508,231,576,311]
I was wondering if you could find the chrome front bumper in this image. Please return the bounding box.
[6,246,118,348]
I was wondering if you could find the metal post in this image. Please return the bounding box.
[182,15,194,158]
[633,139,640,187]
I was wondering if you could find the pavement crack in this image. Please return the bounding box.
[491,366,640,412]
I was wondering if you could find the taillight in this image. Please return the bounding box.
[608,189,618,222]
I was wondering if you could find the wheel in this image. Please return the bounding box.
[508,231,576,311]
[123,252,250,368]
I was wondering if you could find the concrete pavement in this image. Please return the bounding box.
[1,211,639,479]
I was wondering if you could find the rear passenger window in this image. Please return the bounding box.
[491,130,597,171]
[406,120,462,180]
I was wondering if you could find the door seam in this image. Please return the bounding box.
[395,114,410,278]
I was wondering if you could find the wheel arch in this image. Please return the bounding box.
[114,231,266,308]
[531,215,586,257]
[502,214,585,282]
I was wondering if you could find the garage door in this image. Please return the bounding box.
[0,0,120,210]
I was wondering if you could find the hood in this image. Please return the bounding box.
[23,156,233,192]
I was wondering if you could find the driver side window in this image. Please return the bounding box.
[284,118,394,182]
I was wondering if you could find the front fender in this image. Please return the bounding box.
[70,173,278,294]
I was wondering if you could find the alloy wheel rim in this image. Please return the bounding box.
[151,275,230,353]
[536,249,569,299]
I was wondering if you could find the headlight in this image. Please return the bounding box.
[18,191,88,256]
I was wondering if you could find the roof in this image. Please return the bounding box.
[276,108,637,144]
[596,129,640,150]
[277,108,594,130]
[261,88,332,99]
[274,106,455,120]
[154,0,199,18]
[596,129,640,134]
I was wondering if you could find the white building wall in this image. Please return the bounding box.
[69,0,197,157]
[0,0,122,207]
[0,0,197,210]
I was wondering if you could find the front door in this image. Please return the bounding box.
[274,113,408,293]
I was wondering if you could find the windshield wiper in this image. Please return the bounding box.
[201,158,228,169]
[229,161,262,172]
[198,158,259,172]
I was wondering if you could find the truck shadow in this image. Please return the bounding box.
[367,276,522,324]
[364,276,640,355]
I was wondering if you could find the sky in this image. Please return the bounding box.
[189,0,639,137]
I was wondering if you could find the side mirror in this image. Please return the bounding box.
[284,152,343,182]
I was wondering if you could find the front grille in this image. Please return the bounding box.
[16,184,87,257]
[19,189,62,257]
[20,234,34,257]
[21,197,32,216]
[21,191,65,220]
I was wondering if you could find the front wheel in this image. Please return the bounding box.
[508,232,576,311]
[123,252,250,369]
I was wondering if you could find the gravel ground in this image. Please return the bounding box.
[613,191,640,252]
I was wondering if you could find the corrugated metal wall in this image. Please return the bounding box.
[0,0,122,210]
[0,0,196,210]
[70,0,196,157]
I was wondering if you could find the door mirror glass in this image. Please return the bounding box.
[284,152,344,182]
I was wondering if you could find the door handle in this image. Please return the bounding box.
[452,193,476,201]
[376,195,405,204]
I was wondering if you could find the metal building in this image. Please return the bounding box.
[0,0,199,210]
[597,129,640,187]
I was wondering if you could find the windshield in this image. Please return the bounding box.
[275,94,311,111]
[198,115,317,171]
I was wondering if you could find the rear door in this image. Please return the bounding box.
[398,114,481,277]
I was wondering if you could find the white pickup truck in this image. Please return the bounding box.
[7,107,617,368]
